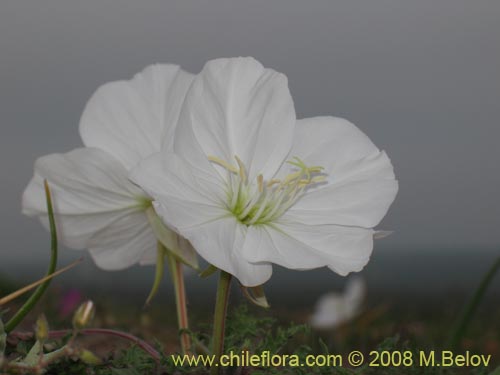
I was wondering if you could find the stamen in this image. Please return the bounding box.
[237,188,262,220]
[247,190,272,225]
[208,155,326,225]
[267,179,281,187]
[258,191,287,223]
[281,171,302,186]
[208,155,238,173]
[234,155,247,183]
[311,175,326,183]
[286,156,306,168]
[229,174,240,209]
[257,174,264,193]
[273,186,306,219]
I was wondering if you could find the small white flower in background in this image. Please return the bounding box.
[22,65,197,269]
[309,277,366,330]
[132,57,398,286]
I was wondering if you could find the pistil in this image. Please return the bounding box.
[208,155,325,225]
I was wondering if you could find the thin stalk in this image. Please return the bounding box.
[166,248,192,355]
[0,259,81,306]
[5,181,58,332]
[210,270,232,375]
[449,255,500,350]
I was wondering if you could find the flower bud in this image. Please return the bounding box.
[72,300,95,330]
[79,349,102,365]
[35,314,49,342]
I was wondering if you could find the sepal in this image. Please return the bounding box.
[240,285,270,309]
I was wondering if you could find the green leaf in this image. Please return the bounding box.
[318,338,329,355]
[0,317,6,355]
[23,340,42,366]
[5,180,58,333]
[449,256,500,350]
[146,207,198,270]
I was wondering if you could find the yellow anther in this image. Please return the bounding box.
[208,155,238,173]
[309,166,324,173]
[209,153,326,225]
[257,174,264,193]
[311,176,326,183]
[234,155,247,183]
[267,179,281,187]
[281,171,302,185]
[298,179,311,185]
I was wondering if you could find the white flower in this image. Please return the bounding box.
[22,64,196,270]
[309,277,366,329]
[132,57,398,286]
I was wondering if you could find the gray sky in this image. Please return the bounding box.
[1,0,499,284]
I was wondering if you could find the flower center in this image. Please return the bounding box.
[208,155,326,225]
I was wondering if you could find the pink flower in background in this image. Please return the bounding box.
[59,289,83,318]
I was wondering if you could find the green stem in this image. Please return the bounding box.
[449,255,500,350]
[5,181,58,332]
[166,250,192,355]
[10,328,161,362]
[210,270,232,375]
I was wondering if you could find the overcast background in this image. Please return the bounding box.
[0,0,499,301]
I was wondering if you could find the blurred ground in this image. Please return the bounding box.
[2,253,499,367]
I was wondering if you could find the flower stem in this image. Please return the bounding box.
[5,181,58,333]
[210,270,232,375]
[166,250,192,355]
[449,255,500,350]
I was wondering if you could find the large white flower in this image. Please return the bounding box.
[22,64,196,270]
[132,57,398,286]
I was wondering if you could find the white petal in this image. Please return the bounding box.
[309,292,347,329]
[310,278,365,330]
[144,207,199,269]
[131,152,226,232]
[282,117,384,174]
[181,216,273,287]
[282,117,398,227]
[175,57,295,181]
[344,277,366,305]
[137,229,198,267]
[132,153,271,282]
[88,212,157,270]
[243,221,374,276]
[132,152,273,285]
[243,225,326,270]
[80,64,194,170]
[139,242,158,265]
[287,176,398,228]
[22,148,149,251]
